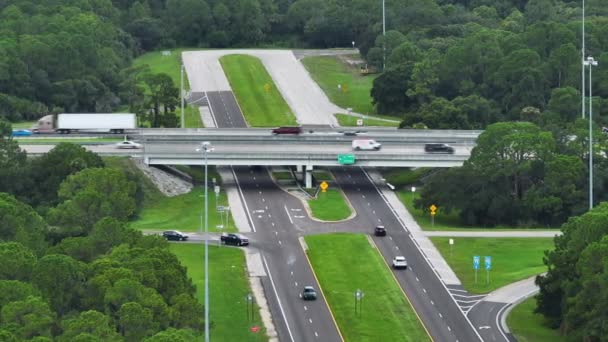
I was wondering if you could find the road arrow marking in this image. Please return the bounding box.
[478,326,491,330]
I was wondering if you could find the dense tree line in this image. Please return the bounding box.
[0,125,203,340]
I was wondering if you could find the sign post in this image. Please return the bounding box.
[449,238,454,258]
[473,255,480,284]
[429,204,437,227]
[485,256,492,284]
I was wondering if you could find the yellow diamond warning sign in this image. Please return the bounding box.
[430,204,437,212]
[320,181,329,192]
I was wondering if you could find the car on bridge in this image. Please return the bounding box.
[272,126,302,135]
[116,140,142,149]
[392,256,408,269]
[424,143,454,153]
[220,233,249,246]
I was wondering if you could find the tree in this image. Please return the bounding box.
[0,296,55,340]
[168,294,203,330]
[143,328,198,342]
[143,73,178,128]
[58,310,122,342]
[371,64,413,114]
[0,280,42,307]
[117,302,157,341]
[48,167,136,233]
[0,242,36,281]
[0,193,47,256]
[536,203,608,334]
[0,119,28,197]
[32,254,85,315]
[27,143,104,208]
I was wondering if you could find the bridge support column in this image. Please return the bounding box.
[296,165,303,172]
[304,165,313,189]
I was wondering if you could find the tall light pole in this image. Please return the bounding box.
[582,0,586,119]
[180,64,185,128]
[197,141,213,342]
[382,0,386,71]
[584,57,598,209]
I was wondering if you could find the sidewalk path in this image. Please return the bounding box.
[424,231,561,238]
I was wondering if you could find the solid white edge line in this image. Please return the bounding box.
[284,205,294,224]
[361,167,484,342]
[262,255,296,342]
[231,166,256,232]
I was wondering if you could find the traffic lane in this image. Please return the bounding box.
[234,167,342,342]
[144,141,472,156]
[333,168,481,342]
[468,301,513,342]
[207,91,247,128]
[332,169,458,340]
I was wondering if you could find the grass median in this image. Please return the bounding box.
[305,233,430,342]
[220,54,296,127]
[308,189,351,221]
[335,113,399,127]
[302,55,376,114]
[170,244,267,342]
[430,237,553,294]
[507,296,565,342]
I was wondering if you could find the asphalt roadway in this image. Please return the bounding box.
[208,92,343,342]
[205,88,485,341]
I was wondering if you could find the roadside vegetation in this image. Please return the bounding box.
[308,189,351,221]
[507,297,566,342]
[305,234,430,342]
[133,49,203,128]
[301,56,376,114]
[131,188,235,233]
[170,244,267,342]
[430,237,553,294]
[220,54,296,127]
[335,114,399,127]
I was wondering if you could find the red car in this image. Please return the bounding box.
[272,126,302,135]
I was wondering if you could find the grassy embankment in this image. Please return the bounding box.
[104,158,234,232]
[507,297,565,342]
[220,54,296,127]
[430,237,553,294]
[305,234,430,341]
[335,113,399,127]
[133,49,203,128]
[170,244,267,342]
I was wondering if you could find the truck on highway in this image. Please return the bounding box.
[32,113,137,134]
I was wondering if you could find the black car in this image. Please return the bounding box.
[424,143,455,154]
[162,230,189,241]
[374,225,387,236]
[302,286,317,300]
[220,233,249,246]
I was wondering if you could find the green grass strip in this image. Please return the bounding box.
[308,189,351,221]
[430,237,553,294]
[305,233,430,342]
[301,56,376,114]
[335,114,399,127]
[220,54,296,127]
[131,188,235,232]
[170,244,267,342]
[507,296,565,342]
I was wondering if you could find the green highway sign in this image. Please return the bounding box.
[338,154,356,165]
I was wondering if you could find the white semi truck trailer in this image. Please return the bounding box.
[32,113,137,134]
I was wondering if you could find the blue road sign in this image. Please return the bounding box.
[473,255,480,270]
[485,256,492,270]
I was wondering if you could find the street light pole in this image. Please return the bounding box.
[582,0,586,119]
[382,0,386,71]
[584,57,598,209]
[181,64,185,128]
[197,142,213,342]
